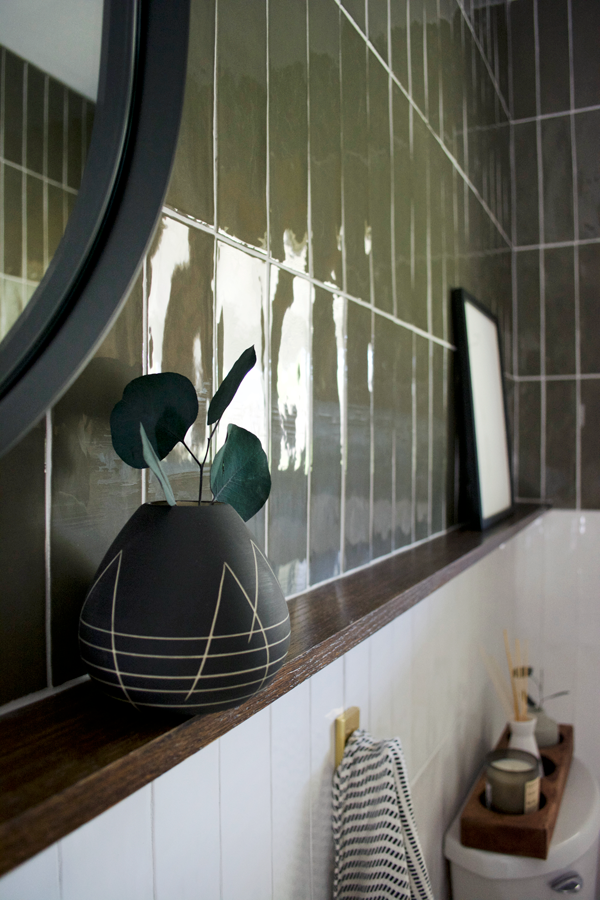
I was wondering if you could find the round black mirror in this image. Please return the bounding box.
[0,0,190,456]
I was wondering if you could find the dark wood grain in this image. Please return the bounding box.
[0,503,546,876]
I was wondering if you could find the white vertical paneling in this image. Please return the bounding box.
[220,706,272,900]
[369,622,394,740]
[153,740,220,900]
[60,786,153,900]
[309,656,344,900]
[410,591,436,776]
[513,515,545,662]
[343,637,371,733]
[411,745,447,900]
[0,846,60,900]
[270,681,311,900]
[391,604,415,779]
[577,512,600,649]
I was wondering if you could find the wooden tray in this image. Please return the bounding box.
[460,724,573,860]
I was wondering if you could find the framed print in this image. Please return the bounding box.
[452,288,513,530]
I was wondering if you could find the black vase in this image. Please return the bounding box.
[79,502,291,714]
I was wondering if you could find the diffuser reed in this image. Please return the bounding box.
[481,630,531,721]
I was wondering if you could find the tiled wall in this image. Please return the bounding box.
[510,0,600,508]
[0,0,513,709]
[0,540,519,900]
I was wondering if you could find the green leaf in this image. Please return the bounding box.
[207,346,256,426]
[140,423,176,506]
[111,373,198,468]
[210,424,271,521]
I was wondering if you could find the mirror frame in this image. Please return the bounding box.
[0,0,190,457]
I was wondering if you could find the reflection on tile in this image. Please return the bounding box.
[579,243,600,373]
[373,316,394,559]
[367,0,389,61]
[517,381,541,498]
[537,0,570,115]
[545,381,576,508]
[27,65,45,176]
[217,0,267,247]
[0,277,25,341]
[575,110,600,240]
[509,0,536,120]
[269,0,308,266]
[394,325,414,547]
[4,51,23,166]
[571,0,600,110]
[345,301,371,571]
[67,92,84,190]
[269,268,310,595]
[544,247,575,376]
[3,165,22,277]
[47,183,65,261]
[514,121,539,247]
[166,0,215,223]
[415,334,429,541]
[47,80,64,184]
[516,250,540,376]
[51,274,143,685]
[309,0,342,288]
[368,50,393,314]
[390,0,409,90]
[541,115,573,244]
[310,288,342,584]
[0,421,46,705]
[26,175,44,282]
[393,83,411,324]
[581,381,600,509]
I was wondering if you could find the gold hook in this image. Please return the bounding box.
[335,706,360,768]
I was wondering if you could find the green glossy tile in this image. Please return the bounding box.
[545,381,576,508]
[26,64,45,176]
[509,0,536,120]
[410,0,425,113]
[26,175,44,282]
[310,287,342,583]
[372,314,394,559]
[51,272,143,685]
[47,79,65,184]
[393,324,413,547]
[443,159,457,297]
[4,50,23,166]
[544,247,575,376]
[393,83,411,323]
[345,301,371,570]
[538,0,570,116]
[451,5,465,169]
[542,116,573,244]
[3,165,23,277]
[342,0,365,31]
[217,0,267,248]
[341,16,370,301]
[431,330,445,533]
[47,183,65,261]
[415,333,429,540]
[572,0,600,109]
[269,267,310,595]
[166,0,215,223]
[576,110,600,240]
[516,250,540,376]
[390,0,409,90]
[0,277,24,341]
[446,348,457,525]
[430,143,444,338]
[368,0,388,60]
[0,420,47,705]
[439,0,456,149]
[494,2,509,107]
[426,0,440,133]
[514,121,539,247]
[411,115,428,332]
[67,91,84,190]
[579,243,600,374]
[368,50,393,314]
[517,381,541,499]
[309,0,342,288]
[581,381,600,508]
[269,0,308,266]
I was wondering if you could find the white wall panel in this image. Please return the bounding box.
[0,845,59,900]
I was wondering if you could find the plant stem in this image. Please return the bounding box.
[198,422,219,503]
[181,440,202,468]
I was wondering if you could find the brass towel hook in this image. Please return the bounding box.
[335,706,360,768]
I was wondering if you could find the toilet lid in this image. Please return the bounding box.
[444,757,600,879]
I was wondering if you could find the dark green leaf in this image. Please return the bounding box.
[140,423,176,506]
[207,346,256,426]
[210,424,271,521]
[111,373,199,468]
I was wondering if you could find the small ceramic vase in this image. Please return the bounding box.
[508,717,540,759]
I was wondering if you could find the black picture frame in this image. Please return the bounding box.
[0,0,190,458]
[452,288,513,530]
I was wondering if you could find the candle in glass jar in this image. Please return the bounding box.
[485,749,540,814]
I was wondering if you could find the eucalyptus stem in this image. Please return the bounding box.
[198,422,219,503]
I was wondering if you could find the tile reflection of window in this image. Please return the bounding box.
[147,218,191,375]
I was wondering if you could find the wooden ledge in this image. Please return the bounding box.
[0,503,546,876]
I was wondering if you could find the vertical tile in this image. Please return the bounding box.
[60,786,153,900]
[26,65,45,176]
[166,0,216,223]
[0,421,46,705]
[575,110,600,240]
[47,79,65,184]
[3,166,23,278]
[153,742,220,900]
[368,50,393,314]
[541,115,573,244]
[516,249,540,376]
[545,380,576,507]
[47,183,65,261]
[369,622,394,739]
[50,274,142,685]
[343,639,371,733]
[26,175,44,282]
[0,846,60,900]
[4,52,24,166]
[426,0,440,134]
[310,288,342,584]
[269,0,308,266]
[431,342,445,535]
[269,268,310,595]
[581,381,600,509]
[66,91,84,190]
[390,606,414,776]
[544,247,575,376]
[390,0,409,91]
[392,83,411,324]
[342,0,365,32]
[411,116,429,332]
[217,0,267,247]
[373,314,393,558]
[341,16,370,301]
[345,301,371,570]
[409,0,426,113]
[571,0,600,110]
[495,2,509,109]
[271,682,311,900]
[537,0,570,115]
[220,707,272,900]
[308,0,342,288]
[513,121,539,247]
[429,145,444,339]
[0,278,24,342]
[415,334,429,540]
[309,657,344,900]
[393,324,414,548]
[518,381,541,498]
[367,0,389,61]
[509,0,537,120]
[579,243,600,374]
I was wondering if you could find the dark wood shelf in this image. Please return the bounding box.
[0,503,546,876]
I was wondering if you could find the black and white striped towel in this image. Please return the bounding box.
[332,729,434,900]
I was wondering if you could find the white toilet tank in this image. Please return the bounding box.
[444,757,600,900]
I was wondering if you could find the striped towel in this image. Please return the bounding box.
[332,730,434,900]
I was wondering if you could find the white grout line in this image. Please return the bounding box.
[568,0,582,510]
[533,0,546,502]
[508,373,600,382]
[514,236,600,251]
[512,102,600,126]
